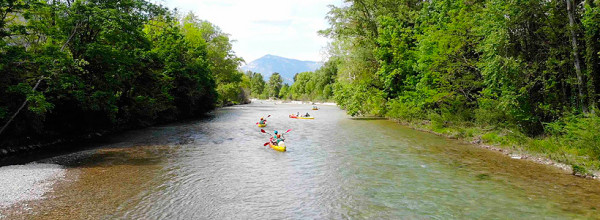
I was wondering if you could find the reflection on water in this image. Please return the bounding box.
[3,101,600,219]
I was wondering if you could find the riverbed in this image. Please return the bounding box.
[1,101,600,219]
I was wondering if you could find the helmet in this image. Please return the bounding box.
[261,117,263,120]
[274,130,278,134]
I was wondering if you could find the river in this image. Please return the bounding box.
[2,101,600,219]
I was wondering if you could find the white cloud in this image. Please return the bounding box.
[159,0,342,63]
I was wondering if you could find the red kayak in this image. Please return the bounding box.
[289,114,298,118]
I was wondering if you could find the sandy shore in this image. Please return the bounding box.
[0,163,65,215]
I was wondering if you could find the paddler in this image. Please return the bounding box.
[272,130,279,144]
[259,117,266,125]
[276,134,285,144]
[271,130,285,145]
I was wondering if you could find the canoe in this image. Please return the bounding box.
[269,141,286,152]
[297,117,314,119]
[258,123,267,127]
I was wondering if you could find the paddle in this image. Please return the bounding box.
[260,129,271,135]
[262,129,272,146]
[261,129,290,134]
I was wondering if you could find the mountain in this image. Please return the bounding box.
[240,54,322,85]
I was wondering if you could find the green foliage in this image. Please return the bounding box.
[0,0,247,144]
[572,165,587,175]
[317,0,600,125]
[284,59,339,102]
[279,84,290,100]
[181,13,246,105]
[249,72,266,97]
[386,97,424,121]
[544,115,600,158]
[333,81,387,116]
[267,73,283,98]
[307,0,600,169]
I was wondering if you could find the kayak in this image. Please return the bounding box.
[269,141,286,152]
[290,114,313,119]
[312,108,318,110]
[258,123,267,127]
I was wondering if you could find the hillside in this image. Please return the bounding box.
[241,54,322,84]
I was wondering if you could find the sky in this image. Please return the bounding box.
[159,0,342,64]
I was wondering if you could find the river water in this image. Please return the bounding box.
[2,101,600,219]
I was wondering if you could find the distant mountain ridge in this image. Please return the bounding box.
[240,54,322,85]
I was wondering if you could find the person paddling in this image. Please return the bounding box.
[259,117,266,125]
[271,130,279,144]
[271,130,285,145]
[276,134,285,144]
[261,129,291,149]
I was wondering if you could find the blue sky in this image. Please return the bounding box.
[159,0,342,63]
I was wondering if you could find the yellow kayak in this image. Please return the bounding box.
[269,141,286,152]
[297,117,314,119]
[258,123,267,127]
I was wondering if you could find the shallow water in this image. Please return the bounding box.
[3,101,600,219]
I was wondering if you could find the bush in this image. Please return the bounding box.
[475,97,510,127]
[386,98,424,121]
[543,115,600,159]
[572,165,587,175]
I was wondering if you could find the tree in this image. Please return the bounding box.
[267,73,283,98]
[567,0,588,113]
[279,84,290,100]
[250,72,265,97]
[0,0,247,147]
[182,12,246,105]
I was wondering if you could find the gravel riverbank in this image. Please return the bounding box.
[0,163,65,216]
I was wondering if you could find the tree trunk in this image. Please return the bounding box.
[584,0,599,112]
[0,78,44,135]
[567,0,589,113]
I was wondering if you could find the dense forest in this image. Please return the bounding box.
[267,0,600,173]
[0,0,249,148]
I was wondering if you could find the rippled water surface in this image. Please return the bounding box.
[4,101,600,219]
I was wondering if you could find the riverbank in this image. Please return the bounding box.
[387,118,600,179]
[0,102,246,165]
[0,163,66,217]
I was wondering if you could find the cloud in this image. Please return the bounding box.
[160,0,341,62]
